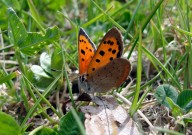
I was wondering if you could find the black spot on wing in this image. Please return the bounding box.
[99,50,105,56]
[81,49,85,55]
[107,40,111,44]
[96,59,100,63]
[112,50,116,54]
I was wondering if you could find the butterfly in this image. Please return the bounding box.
[78,27,131,93]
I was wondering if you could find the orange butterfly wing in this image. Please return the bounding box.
[87,27,123,77]
[78,28,96,75]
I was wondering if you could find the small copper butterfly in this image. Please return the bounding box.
[78,27,131,93]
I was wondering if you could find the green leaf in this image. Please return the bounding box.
[40,52,52,74]
[8,7,28,45]
[29,126,58,135]
[58,110,84,135]
[30,65,54,91]
[0,71,20,84]
[166,97,183,118]
[19,26,60,56]
[0,68,15,93]
[51,47,63,77]
[176,112,192,126]
[172,25,192,37]
[31,65,52,79]
[8,8,60,56]
[154,84,179,108]
[183,118,192,124]
[47,0,66,10]
[0,4,8,29]
[0,112,21,135]
[1,0,21,10]
[27,0,43,26]
[177,90,192,112]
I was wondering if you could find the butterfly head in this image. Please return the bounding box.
[78,74,94,93]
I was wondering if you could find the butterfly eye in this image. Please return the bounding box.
[81,77,85,82]
[79,75,86,83]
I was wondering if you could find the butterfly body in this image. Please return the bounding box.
[78,27,131,93]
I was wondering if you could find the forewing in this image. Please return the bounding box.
[87,27,123,77]
[78,28,96,75]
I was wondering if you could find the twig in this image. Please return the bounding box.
[114,92,155,131]
[0,60,18,65]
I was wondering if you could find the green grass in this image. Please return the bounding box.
[0,0,192,134]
